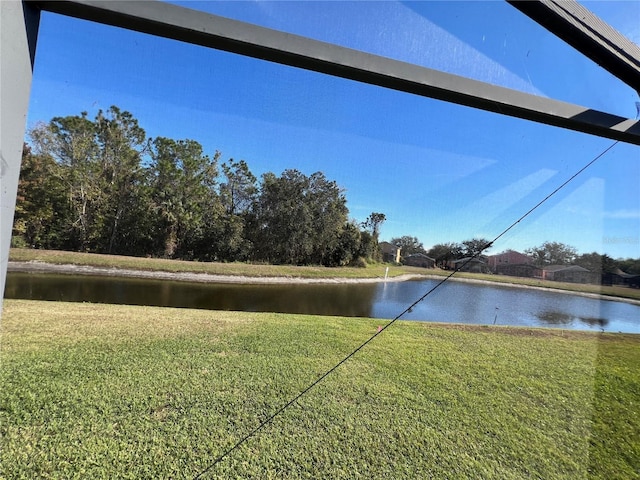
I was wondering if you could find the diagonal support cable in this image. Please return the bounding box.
[193,140,619,479]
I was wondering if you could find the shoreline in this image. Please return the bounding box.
[8,261,640,306]
[6,261,422,284]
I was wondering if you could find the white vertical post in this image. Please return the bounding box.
[0,1,40,314]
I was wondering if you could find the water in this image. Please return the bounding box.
[4,273,639,333]
[372,280,640,333]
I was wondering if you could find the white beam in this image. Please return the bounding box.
[0,0,39,312]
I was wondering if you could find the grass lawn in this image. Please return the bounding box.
[8,248,418,280]
[1,300,638,479]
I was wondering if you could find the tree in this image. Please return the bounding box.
[428,242,463,267]
[357,212,386,262]
[19,106,385,265]
[391,235,426,260]
[328,220,362,267]
[362,212,386,240]
[525,241,577,266]
[31,113,101,251]
[88,106,151,255]
[461,237,492,258]
[26,108,153,255]
[220,158,257,216]
[12,144,69,249]
[307,172,350,264]
[574,252,617,273]
[250,169,309,264]
[93,106,150,254]
[357,230,379,262]
[617,257,640,274]
[148,137,220,258]
[201,158,259,261]
[249,169,348,265]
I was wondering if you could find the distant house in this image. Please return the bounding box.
[495,263,539,278]
[450,257,490,274]
[488,250,533,273]
[404,253,436,268]
[602,268,640,288]
[379,241,401,264]
[540,265,599,284]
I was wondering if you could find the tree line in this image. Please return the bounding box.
[13,106,385,266]
[522,241,640,274]
[390,236,492,264]
[390,236,640,274]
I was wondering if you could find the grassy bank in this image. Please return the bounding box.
[9,247,640,301]
[2,300,638,478]
[9,247,419,280]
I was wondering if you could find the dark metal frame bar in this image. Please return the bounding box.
[508,0,640,95]
[28,0,640,145]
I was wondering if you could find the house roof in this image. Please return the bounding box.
[496,263,538,269]
[379,241,400,251]
[543,265,590,273]
[490,249,530,258]
[613,268,640,279]
[405,253,435,261]
[453,257,486,264]
[493,249,518,256]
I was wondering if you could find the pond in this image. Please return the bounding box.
[4,273,640,334]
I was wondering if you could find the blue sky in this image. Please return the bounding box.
[26,1,640,259]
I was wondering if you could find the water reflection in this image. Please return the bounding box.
[4,273,639,334]
[370,279,637,333]
[578,316,609,328]
[4,273,377,318]
[537,311,574,325]
[536,311,609,329]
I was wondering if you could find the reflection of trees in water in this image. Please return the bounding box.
[537,311,574,325]
[578,316,609,328]
[5,273,378,318]
[536,310,609,328]
[228,284,377,318]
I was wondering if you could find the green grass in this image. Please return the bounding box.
[2,300,638,479]
[9,247,419,280]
